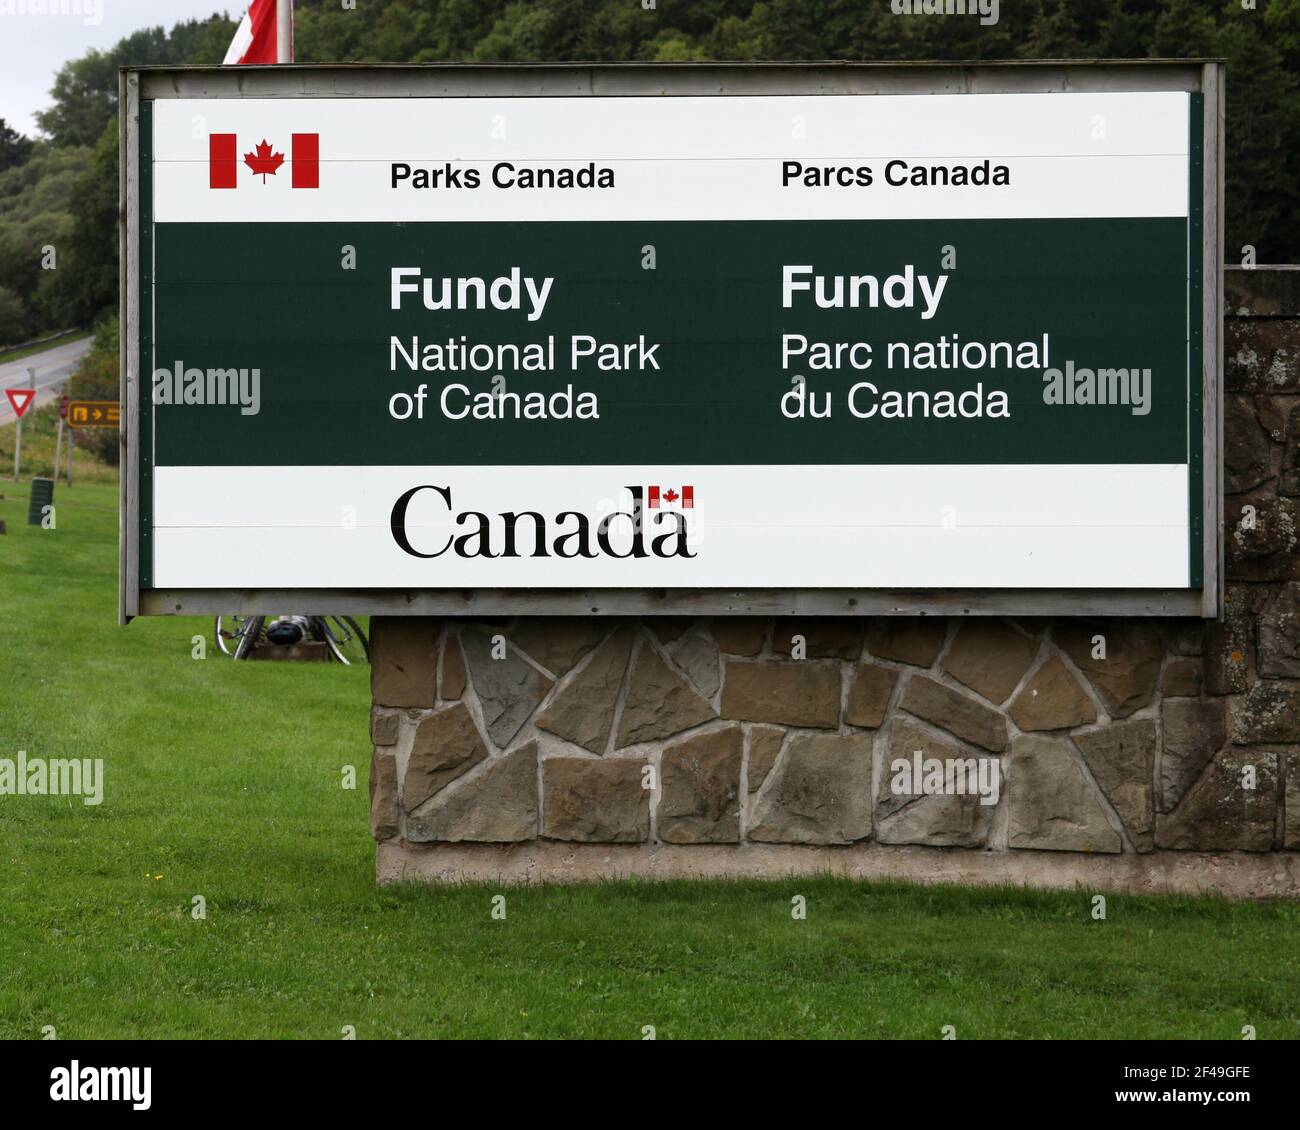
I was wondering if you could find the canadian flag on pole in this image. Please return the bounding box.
[223,0,293,65]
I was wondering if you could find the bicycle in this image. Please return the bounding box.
[214,614,370,664]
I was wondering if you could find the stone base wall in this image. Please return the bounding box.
[368,268,1300,897]
[377,842,1300,900]
[370,612,1298,893]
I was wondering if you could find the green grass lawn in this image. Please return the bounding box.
[1,478,1298,1039]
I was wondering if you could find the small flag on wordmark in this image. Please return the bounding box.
[648,485,694,509]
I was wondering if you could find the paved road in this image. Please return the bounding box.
[0,336,94,425]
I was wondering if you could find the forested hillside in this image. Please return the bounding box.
[0,16,237,344]
[1,0,1297,346]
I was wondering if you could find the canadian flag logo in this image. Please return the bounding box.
[647,485,694,509]
[209,133,318,189]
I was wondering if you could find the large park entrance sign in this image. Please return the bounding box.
[120,63,1223,620]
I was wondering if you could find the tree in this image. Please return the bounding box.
[34,16,236,148]
[47,118,119,328]
[1026,0,1088,56]
[0,119,33,173]
[0,286,28,347]
[0,144,89,334]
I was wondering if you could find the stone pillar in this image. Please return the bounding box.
[368,268,1300,899]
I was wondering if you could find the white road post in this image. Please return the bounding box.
[12,365,34,481]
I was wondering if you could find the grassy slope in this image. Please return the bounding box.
[0,402,118,485]
[0,479,1297,1039]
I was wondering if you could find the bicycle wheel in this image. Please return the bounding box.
[315,615,369,665]
[215,615,260,658]
[342,615,370,662]
[233,615,266,660]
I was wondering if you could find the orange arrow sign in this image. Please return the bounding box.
[66,400,120,429]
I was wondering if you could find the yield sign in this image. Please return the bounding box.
[5,388,35,418]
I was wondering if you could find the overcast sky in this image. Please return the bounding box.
[1,0,239,138]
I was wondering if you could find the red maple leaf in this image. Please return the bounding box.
[243,139,285,182]
[663,489,679,503]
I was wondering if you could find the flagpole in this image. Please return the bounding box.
[277,0,292,63]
